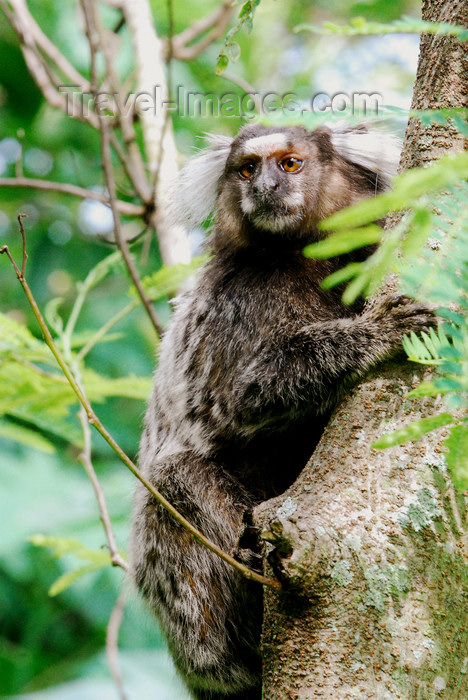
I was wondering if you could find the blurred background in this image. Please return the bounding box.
[0,0,421,697]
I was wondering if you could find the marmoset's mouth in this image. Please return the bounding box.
[250,207,303,233]
[252,202,300,218]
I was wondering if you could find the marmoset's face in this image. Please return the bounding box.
[222,125,331,234]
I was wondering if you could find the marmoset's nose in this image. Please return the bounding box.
[253,168,281,195]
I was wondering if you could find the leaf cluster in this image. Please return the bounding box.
[216,0,261,75]
[0,250,201,456]
[296,15,468,41]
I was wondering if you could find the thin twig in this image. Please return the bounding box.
[222,72,262,114]
[4,0,89,88]
[78,408,128,571]
[85,0,151,203]
[166,0,174,98]
[122,0,191,267]
[5,0,100,128]
[172,0,234,60]
[4,0,152,205]
[77,298,138,361]
[106,589,128,700]
[109,133,149,204]
[17,213,28,276]
[81,0,164,337]
[0,222,280,591]
[0,177,145,216]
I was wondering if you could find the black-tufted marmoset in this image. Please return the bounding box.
[130,123,434,700]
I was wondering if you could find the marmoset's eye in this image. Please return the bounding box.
[280,157,304,173]
[239,162,256,179]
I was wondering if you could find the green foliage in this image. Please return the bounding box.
[139,254,207,299]
[444,425,468,489]
[216,0,261,75]
[296,15,468,41]
[303,225,382,259]
[30,535,113,596]
[0,251,200,455]
[371,413,454,449]
[411,108,468,136]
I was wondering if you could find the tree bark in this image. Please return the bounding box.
[256,2,468,698]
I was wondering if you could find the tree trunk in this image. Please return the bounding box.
[256,2,468,698]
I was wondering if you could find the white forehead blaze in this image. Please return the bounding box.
[242,133,287,157]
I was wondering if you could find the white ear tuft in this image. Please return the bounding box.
[171,134,233,227]
[330,125,401,185]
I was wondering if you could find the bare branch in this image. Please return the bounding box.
[4,0,100,128]
[3,0,153,204]
[8,0,90,88]
[172,0,234,60]
[81,0,163,336]
[0,222,280,590]
[122,0,191,266]
[17,212,28,276]
[0,177,145,216]
[87,0,152,203]
[222,72,262,113]
[78,407,128,571]
[106,590,128,700]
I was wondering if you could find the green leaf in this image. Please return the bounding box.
[342,272,372,305]
[139,256,206,300]
[0,420,55,453]
[49,562,110,597]
[400,208,432,259]
[434,377,464,392]
[29,535,121,595]
[216,53,229,75]
[453,113,468,136]
[407,381,442,398]
[295,16,468,41]
[83,369,151,401]
[303,225,381,259]
[445,424,468,489]
[372,413,454,449]
[44,297,64,335]
[6,408,83,447]
[0,311,48,356]
[321,152,468,231]
[320,263,363,290]
[403,331,434,362]
[436,309,466,325]
[29,535,111,563]
[228,42,241,62]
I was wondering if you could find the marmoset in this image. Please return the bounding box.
[130,123,433,700]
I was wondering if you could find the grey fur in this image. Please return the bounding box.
[330,124,401,184]
[131,123,433,700]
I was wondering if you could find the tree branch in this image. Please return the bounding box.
[81,0,164,337]
[4,0,100,128]
[0,177,145,216]
[5,0,90,88]
[121,0,192,267]
[77,407,128,571]
[172,0,234,60]
[86,0,152,203]
[106,589,128,700]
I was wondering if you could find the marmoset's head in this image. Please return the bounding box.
[174,123,400,251]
